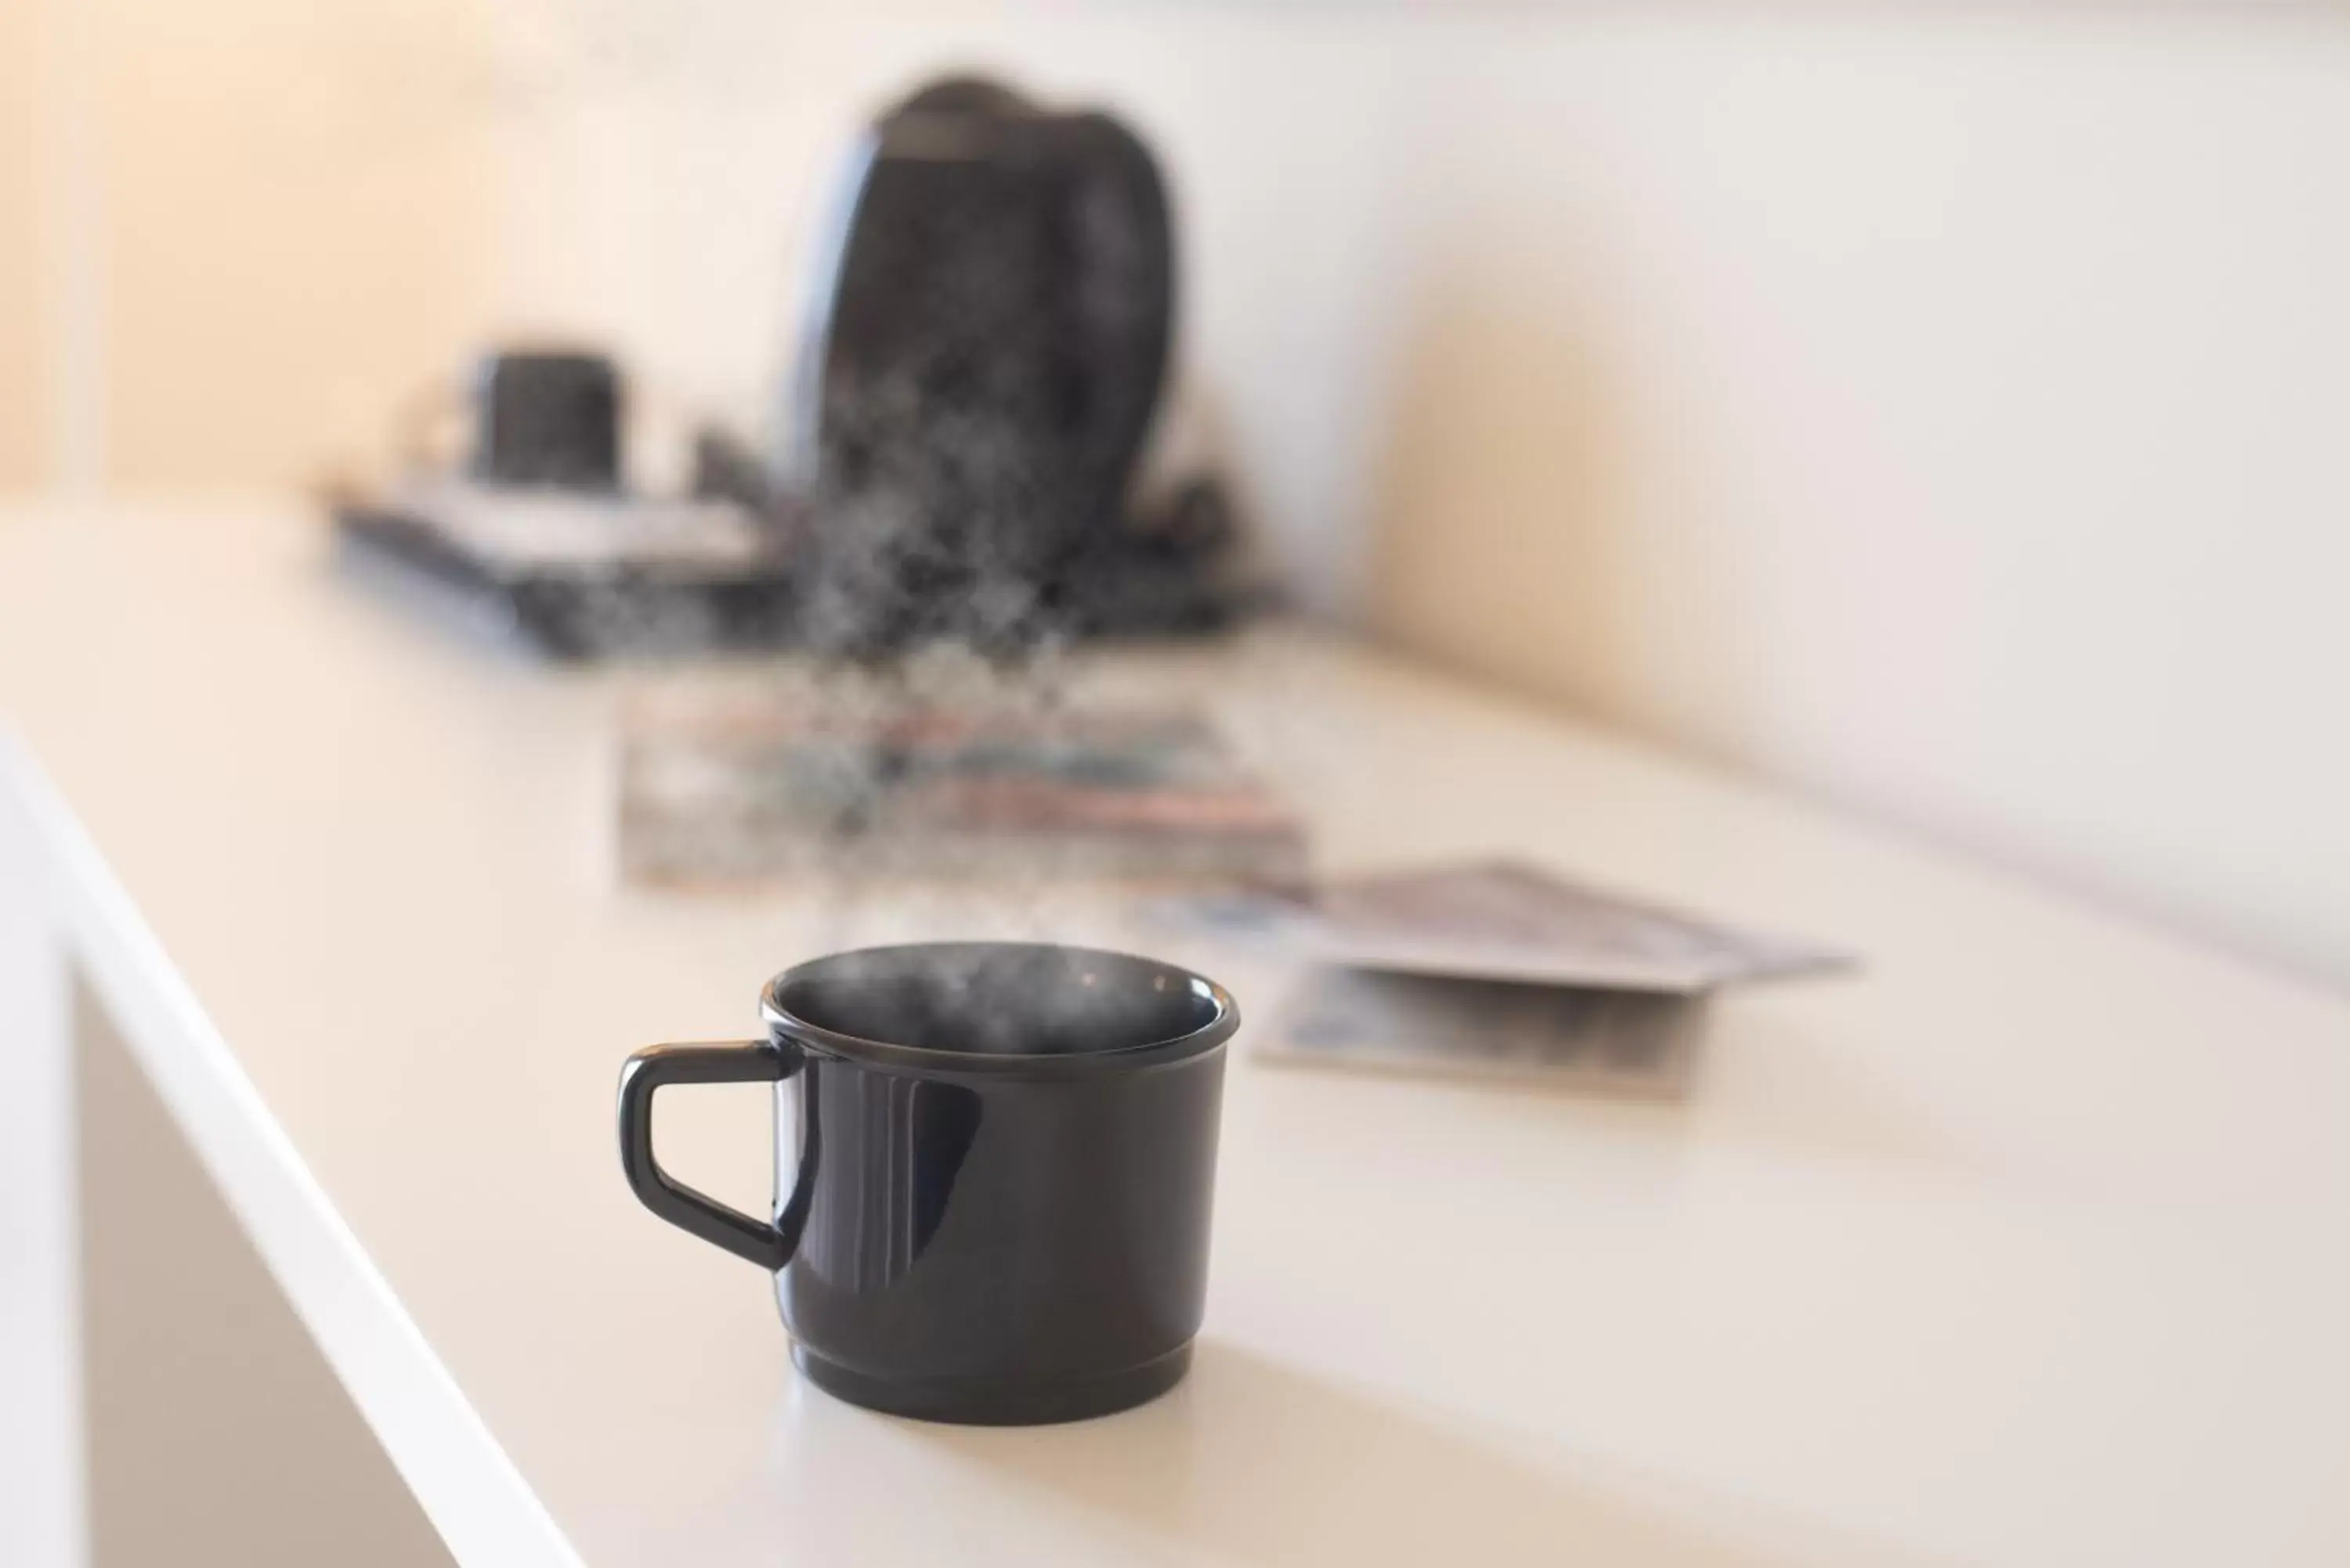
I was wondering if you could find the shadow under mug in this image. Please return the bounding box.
[618,941,1238,1425]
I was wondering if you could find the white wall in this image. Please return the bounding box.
[10,3,2348,988]
[1361,14,2350,990]
[473,6,2350,988]
[0,0,53,489]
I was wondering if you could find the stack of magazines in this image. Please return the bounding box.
[618,692,1307,891]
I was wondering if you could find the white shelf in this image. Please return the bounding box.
[4,501,2347,1567]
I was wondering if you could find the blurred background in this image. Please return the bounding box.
[2,0,2347,990]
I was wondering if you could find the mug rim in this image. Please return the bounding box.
[759,941,1239,1077]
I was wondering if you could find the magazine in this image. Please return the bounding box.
[618,690,1307,891]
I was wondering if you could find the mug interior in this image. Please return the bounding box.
[772,943,1226,1059]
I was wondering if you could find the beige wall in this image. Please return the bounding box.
[2,0,494,493]
[96,0,494,490]
[0,0,52,488]
[6,4,2348,988]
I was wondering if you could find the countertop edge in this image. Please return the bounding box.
[0,728,585,1568]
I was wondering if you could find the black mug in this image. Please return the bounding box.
[618,942,1238,1425]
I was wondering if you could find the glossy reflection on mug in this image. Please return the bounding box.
[786,1072,983,1296]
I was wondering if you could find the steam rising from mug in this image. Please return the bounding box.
[777,942,1224,1057]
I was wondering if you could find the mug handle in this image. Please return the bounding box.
[618,1039,811,1270]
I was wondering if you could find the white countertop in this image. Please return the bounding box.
[3,501,2347,1568]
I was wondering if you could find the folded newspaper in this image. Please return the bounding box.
[1173,861,1850,1092]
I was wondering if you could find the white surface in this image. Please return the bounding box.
[390,481,773,573]
[3,500,2350,1567]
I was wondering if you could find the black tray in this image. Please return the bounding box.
[333,499,799,660]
